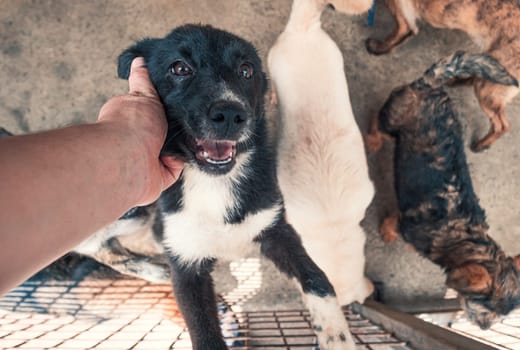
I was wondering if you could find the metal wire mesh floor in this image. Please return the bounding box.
[0,275,411,350]
[418,309,520,350]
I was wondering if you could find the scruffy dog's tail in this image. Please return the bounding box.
[414,51,519,90]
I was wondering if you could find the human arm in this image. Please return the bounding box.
[0,58,183,294]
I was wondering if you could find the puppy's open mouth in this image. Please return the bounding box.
[195,139,237,166]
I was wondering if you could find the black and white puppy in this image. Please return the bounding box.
[117,25,356,349]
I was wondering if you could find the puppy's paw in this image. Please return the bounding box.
[305,294,356,350]
[314,324,356,350]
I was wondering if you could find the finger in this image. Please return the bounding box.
[160,156,185,189]
[128,57,159,98]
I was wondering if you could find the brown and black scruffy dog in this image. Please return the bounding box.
[365,0,520,152]
[366,51,520,329]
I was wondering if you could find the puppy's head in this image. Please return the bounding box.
[447,256,520,329]
[118,24,268,175]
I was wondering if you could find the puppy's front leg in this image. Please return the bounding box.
[169,257,227,350]
[257,220,356,350]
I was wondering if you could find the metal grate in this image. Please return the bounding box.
[224,308,409,349]
[0,275,411,350]
[417,310,520,350]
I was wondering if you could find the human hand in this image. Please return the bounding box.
[97,57,184,206]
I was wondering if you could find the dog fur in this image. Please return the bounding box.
[74,205,170,282]
[114,24,356,350]
[366,51,520,329]
[366,0,520,152]
[268,0,374,306]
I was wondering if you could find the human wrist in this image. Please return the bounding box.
[93,120,155,207]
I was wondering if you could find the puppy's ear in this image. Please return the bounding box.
[117,38,159,80]
[446,264,492,294]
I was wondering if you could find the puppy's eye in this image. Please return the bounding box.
[171,61,193,76]
[238,63,254,79]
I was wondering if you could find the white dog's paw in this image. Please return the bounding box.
[336,278,375,306]
[269,89,278,106]
[356,277,375,302]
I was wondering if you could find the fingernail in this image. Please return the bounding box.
[131,57,146,69]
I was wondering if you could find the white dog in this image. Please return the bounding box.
[268,0,374,306]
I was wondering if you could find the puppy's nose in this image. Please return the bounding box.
[208,102,247,137]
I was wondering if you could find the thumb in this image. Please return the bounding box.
[160,156,185,190]
[128,57,159,98]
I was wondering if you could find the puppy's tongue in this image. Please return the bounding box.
[197,140,236,160]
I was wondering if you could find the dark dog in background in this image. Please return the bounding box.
[116,24,356,349]
[366,0,520,152]
[366,51,520,329]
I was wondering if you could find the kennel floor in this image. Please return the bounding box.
[5,256,518,350]
[0,272,410,350]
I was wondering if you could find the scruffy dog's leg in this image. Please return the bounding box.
[472,81,513,152]
[365,0,415,55]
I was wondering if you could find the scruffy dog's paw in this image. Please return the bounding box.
[365,38,389,56]
[380,215,400,244]
[381,229,399,244]
[470,139,491,153]
[364,132,383,153]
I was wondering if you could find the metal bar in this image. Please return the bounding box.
[390,299,462,314]
[352,300,497,350]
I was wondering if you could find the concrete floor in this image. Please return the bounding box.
[1,0,519,306]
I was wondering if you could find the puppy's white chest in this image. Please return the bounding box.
[162,166,280,264]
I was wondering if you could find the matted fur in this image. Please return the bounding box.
[366,51,520,330]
